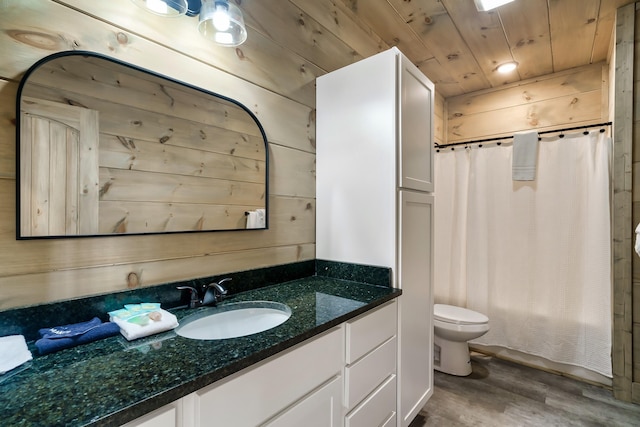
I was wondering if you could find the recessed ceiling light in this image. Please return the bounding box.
[474,0,515,12]
[497,62,518,73]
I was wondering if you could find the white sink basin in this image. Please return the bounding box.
[176,301,291,340]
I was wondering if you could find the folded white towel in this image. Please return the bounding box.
[246,208,266,229]
[0,335,32,374]
[512,131,539,181]
[110,309,178,341]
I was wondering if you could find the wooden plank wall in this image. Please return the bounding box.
[0,0,445,310]
[446,62,610,143]
[624,1,640,404]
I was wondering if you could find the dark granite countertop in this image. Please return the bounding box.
[0,276,400,426]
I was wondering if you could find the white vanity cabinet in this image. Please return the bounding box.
[316,47,435,427]
[123,299,402,427]
[122,327,344,427]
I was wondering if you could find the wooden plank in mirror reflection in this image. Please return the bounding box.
[99,201,252,234]
[99,134,265,183]
[28,83,266,161]
[26,56,264,140]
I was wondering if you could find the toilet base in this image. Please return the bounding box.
[433,334,473,376]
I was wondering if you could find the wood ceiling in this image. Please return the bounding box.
[335,0,635,98]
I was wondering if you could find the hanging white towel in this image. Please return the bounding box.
[246,209,266,229]
[512,131,539,181]
[635,223,640,257]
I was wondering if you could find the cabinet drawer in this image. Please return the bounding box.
[346,374,397,427]
[346,300,397,364]
[345,336,396,409]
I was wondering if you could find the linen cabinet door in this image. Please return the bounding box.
[398,54,434,193]
[398,190,434,426]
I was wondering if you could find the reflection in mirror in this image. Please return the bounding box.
[17,51,268,238]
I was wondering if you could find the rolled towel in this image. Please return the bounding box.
[245,208,266,229]
[0,335,32,374]
[110,309,178,341]
[35,319,120,355]
[512,131,539,181]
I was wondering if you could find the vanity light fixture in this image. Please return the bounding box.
[474,0,515,12]
[198,0,247,47]
[130,0,247,47]
[497,61,518,73]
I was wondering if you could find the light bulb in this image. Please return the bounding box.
[212,4,231,31]
[497,62,518,73]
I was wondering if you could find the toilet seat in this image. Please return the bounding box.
[434,304,488,325]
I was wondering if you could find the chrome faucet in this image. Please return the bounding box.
[202,278,230,305]
[177,278,231,308]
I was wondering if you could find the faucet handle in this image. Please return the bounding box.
[216,277,232,289]
[177,286,200,308]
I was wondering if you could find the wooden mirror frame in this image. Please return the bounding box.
[16,51,268,239]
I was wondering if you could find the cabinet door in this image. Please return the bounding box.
[193,327,343,427]
[397,190,434,426]
[264,375,342,427]
[121,400,183,427]
[398,55,434,192]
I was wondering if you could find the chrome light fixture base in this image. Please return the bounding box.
[130,0,188,17]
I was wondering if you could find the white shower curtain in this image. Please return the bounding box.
[434,131,612,377]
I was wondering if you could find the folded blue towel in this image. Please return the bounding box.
[39,317,103,339]
[35,320,120,355]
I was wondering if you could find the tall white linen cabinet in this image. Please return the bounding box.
[316,47,435,427]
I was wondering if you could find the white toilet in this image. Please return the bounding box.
[433,304,490,376]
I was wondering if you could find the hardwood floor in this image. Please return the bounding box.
[412,354,640,426]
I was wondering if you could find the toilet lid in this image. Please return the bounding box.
[434,304,488,325]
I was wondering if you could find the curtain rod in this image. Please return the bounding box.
[435,121,612,150]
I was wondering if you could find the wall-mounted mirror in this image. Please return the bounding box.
[16,51,268,239]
